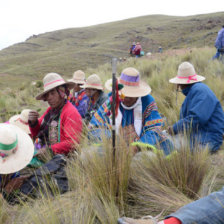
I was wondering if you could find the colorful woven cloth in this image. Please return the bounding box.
[89,94,173,155]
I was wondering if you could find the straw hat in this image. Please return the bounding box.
[169,62,205,84]
[105,67,151,97]
[36,72,75,100]
[9,109,31,134]
[0,123,34,174]
[80,74,103,90]
[68,70,86,85]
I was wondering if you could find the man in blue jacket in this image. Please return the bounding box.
[212,25,224,60]
[168,61,224,152]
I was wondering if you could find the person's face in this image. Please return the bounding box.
[177,84,189,91]
[73,83,82,92]
[44,88,64,109]
[85,88,97,98]
[123,97,138,107]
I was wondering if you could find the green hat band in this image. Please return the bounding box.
[0,136,18,151]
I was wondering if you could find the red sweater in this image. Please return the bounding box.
[30,101,82,155]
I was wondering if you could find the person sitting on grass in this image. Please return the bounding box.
[1,73,83,204]
[8,109,43,168]
[28,72,83,158]
[68,70,89,118]
[167,61,224,152]
[130,42,136,56]
[89,67,173,155]
[0,123,34,199]
[81,74,108,124]
[118,186,224,224]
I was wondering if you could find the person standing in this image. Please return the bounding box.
[212,25,224,60]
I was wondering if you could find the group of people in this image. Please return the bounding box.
[130,42,143,57]
[0,60,224,223]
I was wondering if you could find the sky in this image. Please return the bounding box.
[0,0,223,50]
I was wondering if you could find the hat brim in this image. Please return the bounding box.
[36,81,75,100]
[0,124,34,174]
[80,84,103,90]
[105,78,151,97]
[9,115,30,134]
[169,75,205,84]
[67,79,86,85]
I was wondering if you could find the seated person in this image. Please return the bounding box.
[130,42,136,55]
[8,109,43,168]
[68,70,89,118]
[0,123,34,196]
[81,74,108,124]
[89,67,173,155]
[133,42,142,57]
[28,72,83,157]
[168,62,224,152]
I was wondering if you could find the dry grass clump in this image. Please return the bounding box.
[126,144,210,218]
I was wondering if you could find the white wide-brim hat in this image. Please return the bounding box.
[68,70,86,85]
[169,61,205,84]
[105,67,151,97]
[9,109,31,134]
[36,72,75,100]
[80,74,103,90]
[0,123,34,174]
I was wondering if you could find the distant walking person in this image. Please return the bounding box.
[212,25,224,60]
[68,70,89,118]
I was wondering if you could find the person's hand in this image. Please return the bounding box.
[167,126,174,135]
[28,111,39,125]
[34,147,48,160]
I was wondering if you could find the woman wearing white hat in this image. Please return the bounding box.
[0,123,34,195]
[80,74,108,123]
[89,67,173,155]
[168,61,224,152]
[28,72,83,158]
[68,70,89,118]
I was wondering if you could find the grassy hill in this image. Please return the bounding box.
[0,12,223,87]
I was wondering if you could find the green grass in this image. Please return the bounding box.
[0,12,223,85]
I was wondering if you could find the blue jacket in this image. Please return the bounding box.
[89,94,173,155]
[215,27,224,49]
[173,82,224,151]
[167,187,224,223]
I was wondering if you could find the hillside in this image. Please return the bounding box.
[0,12,223,87]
